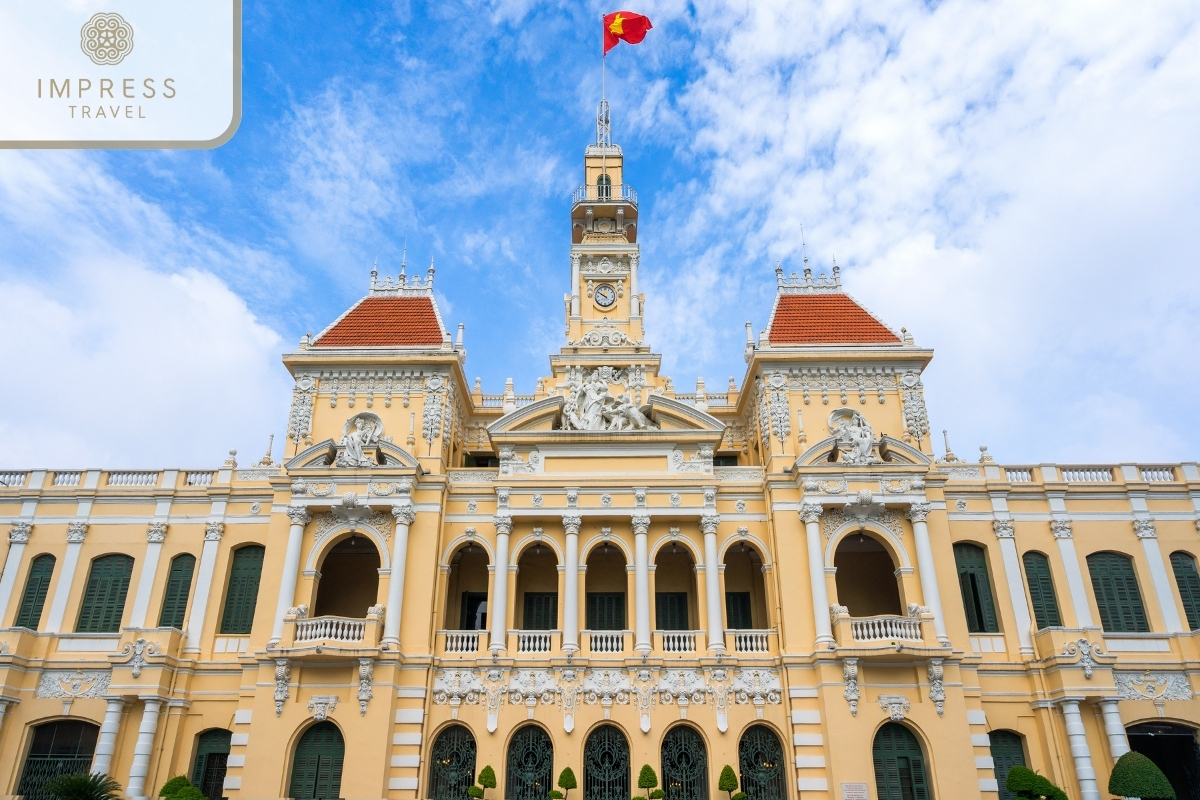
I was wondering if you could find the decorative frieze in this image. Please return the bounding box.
[36,669,111,699]
[1115,671,1193,716]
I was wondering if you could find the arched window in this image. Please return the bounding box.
[16,720,100,800]
[220,545,265,635]
[506,726,554,800]
[428,725,477,800]
[583,724,630,800]
[289,722,345,800]
[1086,552,1149,633]
[1169,552,1200,631]
[314,534,380,618]
[597,173,612,200]
[988,730,1027,800]
[953,543,1000,633]
[76,554,134,633]
[738,725,785,800]
[191,728,231,800]
[872,723,930,800]
[835,532,903,617]
[15,554,55,629]
[1022,552,1062,629]
[159,553,196,629]
[660,726,708,800]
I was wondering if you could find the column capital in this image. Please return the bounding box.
[1051,518,1073,539]
[1133,518,1157,539]
[800,502,823,524]
[286,504,312,526]
[562,514,582,534]
[146,522,168,543]
[493,514,513,535]
[204,521,225,541]
[391,503,416,526]
[905,502,933,523]
[993,519,1015,539]
[66,521,89,543]
[9,521,31,543]
[700,513,720,534]
[631,514,651,534]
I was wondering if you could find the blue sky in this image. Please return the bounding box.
[2,0,1199,468]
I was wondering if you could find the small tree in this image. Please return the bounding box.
[558,767,577,800]
[718,766,738,800]
[634,764,658,800]
[470,764,497,800]
[1005,766,1068,800]
[170,788,207,800]
[158,777,191,799]
[1109,751,1175,800]
[45,773,123,800]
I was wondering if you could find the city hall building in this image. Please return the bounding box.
[1,108,1199,800]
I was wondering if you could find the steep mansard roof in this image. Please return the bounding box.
[311,267,448,348]
[765,266,901,346]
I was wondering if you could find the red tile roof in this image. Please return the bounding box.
[313,296,444,347]
[768,294,900,345]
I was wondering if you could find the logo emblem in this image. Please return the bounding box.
[80,12,134,65]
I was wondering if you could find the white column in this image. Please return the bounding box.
[0,523,31,624]
[907,503,949,645]
[1134,520,1184,633]
[993,520,1035,655]
[801,503,833,648]
[570,254,581,316]
[126,698,163,798]
[92,697,127,776]
[1052,520,1095,627]
[269,507,310,646]
[186,523,224,652]
[129,523,168,628]
[702,514,725,652]
[384,504,415,646]
[632,515,651,654]
[46,522,88,633]
[1098,699,1130,759]
[489,514,512,652]
[562,515,581,653]
[1061,699,1100,800]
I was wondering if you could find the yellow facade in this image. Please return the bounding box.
[1,117,1199,800]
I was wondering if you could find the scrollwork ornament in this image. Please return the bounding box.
[357,658,374,715]
[391,503,416,526]
[1063,638,1104,679]
[800,502,824,524]
[1133,519,1157,539]
[877,694,910,721]
[37,669,110,699]
[204,522,225,542]
[119,637,159,678]
[66,522,88,543]
[1115,671,1194,716]
[10,521,32,543]
[927,658,945,716]
[274,659,291,716]
[843,658,859,716]
[993,520,1015,539]
[1050,519,1073,539]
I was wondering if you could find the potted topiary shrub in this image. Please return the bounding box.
[718,766,738,800]
[634,764,658,800]
[557,767,577,800]
[45,772,123,800]
[1109,751,1175,800]
[469,765,497,800]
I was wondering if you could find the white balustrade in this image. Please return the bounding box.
[586,630,626,653]
[185,471,214,486]
[294,616,366,643]
[0,472,26,488]
[1140,466,1175,482]
[1005,468,1033,482]
[659,630,698,653]
[730,629,771,653]
[442,630,481,653]
[516,630,553,653]
[53,472,81,487]
[850,615,923,643]
[108,471,158,487]
[1061,467,1114,483]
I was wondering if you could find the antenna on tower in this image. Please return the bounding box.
[800,223,809,268]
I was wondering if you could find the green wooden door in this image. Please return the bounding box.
[15,554,55,629]
[289,722,344,800]
[523,592,558,630]
[220,545,265,635]
[1170,552,1200,631]
[989,730,1026,800]
[726,592,753,629]
[953,543,999,633]
[428,724,476,800]
[873,723,930,800]
[159,553,196,629]
[75,554,134,633]
[1087,552,1149,632]
[656,593,689,631]
[192,728,232,800]
[586,593,626,630]
[1022,552,1062,629]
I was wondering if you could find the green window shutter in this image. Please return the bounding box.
[655,592,689,631]
[1087,552,1150,633]
[191,728,232,800]
[15,554,56,629]
[872,723,930,800]
[988,730,1027,800]
[289,722,345,800]
[522,592,557,630]
[1170,552,1200,631]
[1022,552,1062,629]
[726,592,753,629]
[586,593,625,630]
[75,554,134,633]
[953,543,1000,633]
[220,545,265,635]
[158,554,196,629]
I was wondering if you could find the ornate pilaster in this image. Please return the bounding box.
[907,500,949,645]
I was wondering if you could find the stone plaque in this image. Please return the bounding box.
[841,783,869,800]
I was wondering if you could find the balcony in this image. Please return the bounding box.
[831,609,946,658]
[441,630,483,654]
[728,629,776,654]
[584,630,628,654]
[280,608,383,655]
[655,630,703,654]
[572,183,637,207]
[511,630,560,654]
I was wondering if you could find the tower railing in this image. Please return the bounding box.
[572,184,637,206]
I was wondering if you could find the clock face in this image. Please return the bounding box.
[595,284,617,308]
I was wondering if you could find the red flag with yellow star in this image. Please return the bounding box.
[603,11,652,54]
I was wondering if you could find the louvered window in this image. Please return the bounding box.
[953,543,1000,633]
[15,554,55,629]
[586,593,626,630]
[1087,552,1149,633]
[158,554,196,629]
[726,592,753,629]
[288,722,344,800]
[1022,552,1062,629]
[988,730,1027,800]
[1170,551,1200,631]
[219,545,265,635]
[75,554,134,633]
[872,723,929,800]
[522,592,557,630]
[191,728,231,800]
[656,592,689,631]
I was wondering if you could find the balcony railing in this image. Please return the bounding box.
[572,183,638,206]
[52,471,81,487]
[295,616,366,644]
[185,470,214,486]
[108,471,158,487]
[729,629,773,653]
[585,630,627,654]
[850,615,923,643]
[657,630,701,653]
[442,630,482,653]
[515,630,554,653]
[1140,466,1176,482]
[1061,466,1114,483]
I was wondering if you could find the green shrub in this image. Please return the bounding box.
[549,791,564,799]
[169,787,207,800]
[731,793,746,800]
[479,766,497,790]
[158,777,192,799]
[637,765,658,791]
[719,765,738,799]
[558,766,577,800]
[1004,766,1068,800]
[1109,751,1175,800]
[650,791,665,800]
[467,786,484,799]
[45,773,123,800]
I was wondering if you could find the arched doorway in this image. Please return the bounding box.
[446,542,490,633]
[314,535,381,618]
[987,731,1026,800]
[834,532,902,616]
[428,724,477,800]
[724,543,767,630]
[661,726,707,800]
[738,725,785,800]
[584,724,630,800]
[872,723,930,800]
[289,722,345,800]
[506,725,554,800]
[192,728,232,800]
[1127,722,1200,800]
[16,719,99,800]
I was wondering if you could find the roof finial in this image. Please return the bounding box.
[400,227,408,280]
[370,258,378,288]
[427,256,435,288]
[800,223,808,267]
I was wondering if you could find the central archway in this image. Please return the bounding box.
[834,532,902,617]
[661,726,708,800]
[506,725,554,800]
[584,725,630,800]
[314,535,380,618]
[289,722,345,800]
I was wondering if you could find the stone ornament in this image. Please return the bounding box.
[1050,519,1073,539]
[392,503,416,526]
[843,658,860,715]
[708,668,733,732]
[1115,671,1194,717]
[204,522,225,542]
[274,659,290,716]
[493,514,513,535]
[119,637,159,678]
[338,412,384,467]
[878,694,910,721]
[357,658,374,715]
[66,522,89,543]
[1133,519,1157,539]
[905,502,932,523]
[308,695,339,721]
[828,408,879,465]
[631,515,650,535]
[36,669,111,699]
[658,669,706,718]
[422,375,447,446]
[669,493,681,507]
[927,659,945,716]
[800,502,824,524]
[700,514,721,534]
[9,521,31,543]
[562,515,582,534]
[732,668,782,718]
[993,520,1015,539]
[433,669,484,718]
[561,366,657,431]
[286,605,309,619]
[1063,638,1105,679]
[583,669,631,719]
[285,505,312,527]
